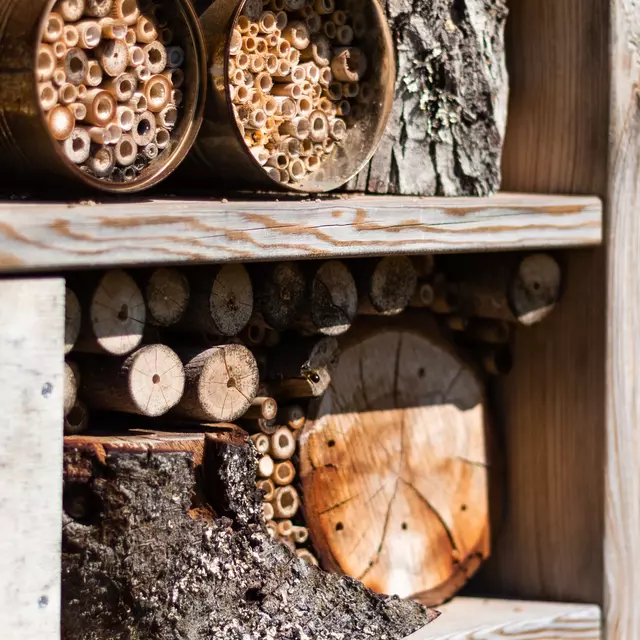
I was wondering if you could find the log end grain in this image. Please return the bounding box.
[209,264,254,336]
[310,261,357,336]
[360,256,418,315]
[145,267,190,326]
[258,261,307,330]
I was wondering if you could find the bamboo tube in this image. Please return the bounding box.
[64,399,89,435]
[323,20,336,39]
[336,99,350,116]
[266,152,289,170]
[129,93,148,114]
[315,0,334,14]
[63,48,89,86]
[331,47,366,82]
[143,75,171,112]
[159,27,173,45]
[269,426,295,460]
[272,485,299,518]
[292,525,309,544]
[273,96,296,117]
[77,20,102,49]
[252,434,272,456]
[278,404,306,430]
[84,0,113,18]
[63,360,78,416]
[230,29,243,54]
[136,15,157,43]
[283,20,310,49]
[83,124,112,145]
[144,42,167,75]
[299,138,313,156]
[170,344,259,422]
[273,460,296,485]
[239,416,277,435]
[115,105,134,131]
[55,0,85,22]
[63,127,91,163]
[133,65,151,82]
[327,118,346,143]
[37,44,55,82]
[336,24,353,45]
[172,89,183,106]
[53,41,67,61]
[124,28,136,46]
[156,104,177,128]
[68,102,87,121]
[278,116,310,138]
[43,12,64,42]
[276,519,294,537]
[76,345,185,417]
[326,81,342,100]
[296,549,319,566]
[269,0,285,10]
[304,154,320,172]
[301,35,331,67]
[262,501,275,520]
[409,281,435,308]
[244,396,278,421]
[155,127,170,149]
[305,11,322,34]
[259,10,277,33]
[96,39,129,76]
[150,3,169,27]
[308,110,328,142]
[258,454,275,478]
[343,81,359,98]
[255,72,273,93]
[72,270,145,355]
[352,13,366,37]
[132,111,156,145]
[103,73,136,101]
[265,520,277,538]
[100,17,127,39]
[87,145,116,177]
[128,46,145,67]
[249,54,266,73]
[80,89,116,125]
[258,478,276,502]
[114,134,137,165]
[84,60,103,87]
[242,0,262,20]
[288,158,306,180]
[111,0,140,24]
[143,142,158,159]
[287,47,300,66]
[47,105,74,139]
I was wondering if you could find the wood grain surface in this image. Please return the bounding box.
[0,193,601,272]
[406,598,601,640]
[0,278,65,640]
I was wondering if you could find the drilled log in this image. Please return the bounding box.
[137,267,190,326]
[61,429,438,638]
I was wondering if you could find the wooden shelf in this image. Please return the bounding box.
[406,598,601,639]
[0,192,601,272]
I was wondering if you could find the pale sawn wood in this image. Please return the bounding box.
[300,319,493,604]
[406,598,601,640]
[0,278,65,640]
[0,194,601,272]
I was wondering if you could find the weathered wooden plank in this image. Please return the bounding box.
[605,2,640,638]
[0,278,65,640]
[0,194,601,271]
[406,598,601,640]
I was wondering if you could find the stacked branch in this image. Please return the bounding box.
[38,0,186,182]
[228,0,369,185]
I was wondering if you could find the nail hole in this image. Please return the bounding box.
[460,504,467,511]
[117,303,129,321]
[38,595,49,608]
[327,439,335,447]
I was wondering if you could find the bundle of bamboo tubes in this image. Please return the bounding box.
[38,0,186,182]
[229,0,369,185]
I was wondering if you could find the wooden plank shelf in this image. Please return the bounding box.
[407,598,601,639]
[0,192,601,272]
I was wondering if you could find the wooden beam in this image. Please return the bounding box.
[406,598,601,640]
[0,193,601,272]
[0,278,65,639]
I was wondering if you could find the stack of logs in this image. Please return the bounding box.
[229,0,368,185]
[39,0,185,181]
[62,252,562,566]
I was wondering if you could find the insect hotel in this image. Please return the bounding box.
[0,0,632,637]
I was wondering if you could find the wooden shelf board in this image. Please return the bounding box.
[0,192,601,272]
[406,597,601,639]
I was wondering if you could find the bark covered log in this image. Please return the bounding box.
[61,429,438,639]
[346,0,508,195]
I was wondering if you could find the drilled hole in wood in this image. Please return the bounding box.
[328,439,335,447]
[227,377,236,388]
[117,304,129,321]
[152,374,160,384]
[417,368,425,378]
[335,522,344,531]
[401,522,408,530]
[67,405,84,426]
[461,504,467,511]
[278,434,288,448]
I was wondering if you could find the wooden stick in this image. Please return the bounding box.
[267,336,338,399]
[64,399,89,435]
[272,485,300,518]
[354,256,418,316]
[137,267,190,326]
[277,404,306,430]
[65,287,81,354]
[64,361,78,416]
[73,270,146,356]
[171,344,259,422]
[270,426,296,460]
[295,261,357,336]
[176,265,254,337]
[76,344,185,417]
[251,261,307,331]
[273,460,296,485]
[244,396,278,421]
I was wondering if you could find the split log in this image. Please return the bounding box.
[72,270,146,355]
[65,287,81,354]
[252,261,307,330]
[345,0,508,196]
[439,253,563,325]
[354,256,418,316]
[61,428,437,638]
[63,361,78,416]
[266,335,339,399]
[76,344,186,417]
[296,261,357,336]
[299,317,500,606]
[137,267,190,326]
[171,343,259,422]
[176,264,253,337]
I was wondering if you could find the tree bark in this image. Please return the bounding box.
[61,428,438,639]
[345,0,508,196]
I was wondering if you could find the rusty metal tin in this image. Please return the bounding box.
[190,0,394,192]
[0,0,206,192]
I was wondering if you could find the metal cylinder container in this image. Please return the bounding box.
[189,0,394,192]
[0,0,206,192]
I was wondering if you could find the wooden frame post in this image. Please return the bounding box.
[0,278,65,640]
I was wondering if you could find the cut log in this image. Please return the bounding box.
[73,270,146,355]
[345,0,508,196]
[296,261,357,336]
[440,253,563,325]
[171,344,260,422]
[252,261,307,330]
[137,267,190,326]
[176,264,253,337]
[63,361,78,416]
[65,287,81,354]
[76,344,185,417]
[266,335,339,399]
[354,256,418,316]
[61,429,437,638]
[299,317,499,606]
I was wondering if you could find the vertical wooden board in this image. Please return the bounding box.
[605,2,640,637]
[0,278,65,639]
